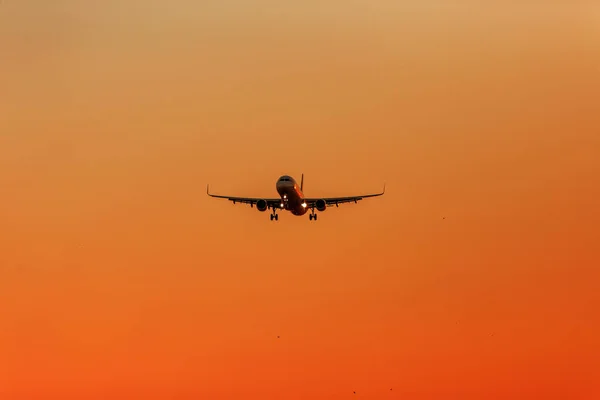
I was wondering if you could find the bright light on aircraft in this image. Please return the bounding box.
[280,203,284,208]
[301,203,307,208]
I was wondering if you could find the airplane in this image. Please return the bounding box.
[207,174,385,221]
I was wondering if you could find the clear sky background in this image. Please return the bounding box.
[1,1,599,399]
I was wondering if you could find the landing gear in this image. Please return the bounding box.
[270,211,279,221]
[309,206,318,221]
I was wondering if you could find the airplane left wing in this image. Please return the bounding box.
[304,184,385,207]
[206,185,281,208]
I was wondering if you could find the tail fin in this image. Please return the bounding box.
[300,174,304,192]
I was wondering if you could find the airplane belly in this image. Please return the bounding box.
[284,191,306,215]
[276,183,307,215]
[291,205,308,216]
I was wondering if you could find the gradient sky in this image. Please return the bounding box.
[1,1,599,399]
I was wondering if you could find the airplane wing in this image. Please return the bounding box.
[304,184,385,207]
[206,185,281,208]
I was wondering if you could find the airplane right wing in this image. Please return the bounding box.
[206,185,281,209]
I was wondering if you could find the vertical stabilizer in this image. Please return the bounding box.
[300,174,304,192]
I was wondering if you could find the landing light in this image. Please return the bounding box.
[301,203,307,208]
[280,203,284,208]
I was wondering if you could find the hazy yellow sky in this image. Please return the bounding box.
[1,2,599,399]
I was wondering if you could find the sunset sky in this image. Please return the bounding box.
[1,1,599,399]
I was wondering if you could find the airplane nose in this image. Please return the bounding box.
[277,181,292,188]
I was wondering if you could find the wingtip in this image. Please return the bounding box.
[383,183,386,194]
[206,184,210,195]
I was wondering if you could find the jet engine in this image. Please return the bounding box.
[315,199,327,212]
[256,199,268,212]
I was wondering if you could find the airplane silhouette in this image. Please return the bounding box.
[207,174,385,221]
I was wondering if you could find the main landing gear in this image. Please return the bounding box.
[270,210,279,221]
[309,212,318,221]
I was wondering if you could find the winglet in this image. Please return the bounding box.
[300,174,304,191]
[382,183,386,194]
[207,184,210,196]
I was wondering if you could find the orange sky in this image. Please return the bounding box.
[1,1,599,399]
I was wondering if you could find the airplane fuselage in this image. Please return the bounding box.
[275,175,308,216]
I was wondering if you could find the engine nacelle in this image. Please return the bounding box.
[315,199,327,212]
[256,199,268,212]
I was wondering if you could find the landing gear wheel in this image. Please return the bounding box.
[309,214,313,221]
[314,214,318,220]
[275,214,279,221]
